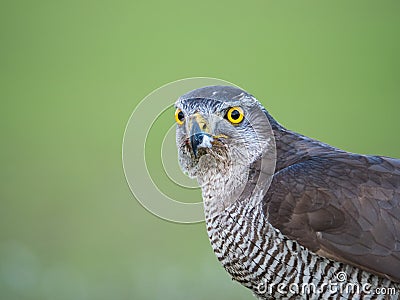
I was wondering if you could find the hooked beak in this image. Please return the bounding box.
[188,113,213,158]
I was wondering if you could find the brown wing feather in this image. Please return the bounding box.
[263,153,400,282]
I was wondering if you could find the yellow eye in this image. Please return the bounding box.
[226,107,244,124]
[175,108,185,125]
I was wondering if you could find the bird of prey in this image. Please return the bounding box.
[175,86,400,299]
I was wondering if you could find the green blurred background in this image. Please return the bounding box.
[1,1,399,299]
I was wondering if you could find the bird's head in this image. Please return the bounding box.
[175,86,275,193]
